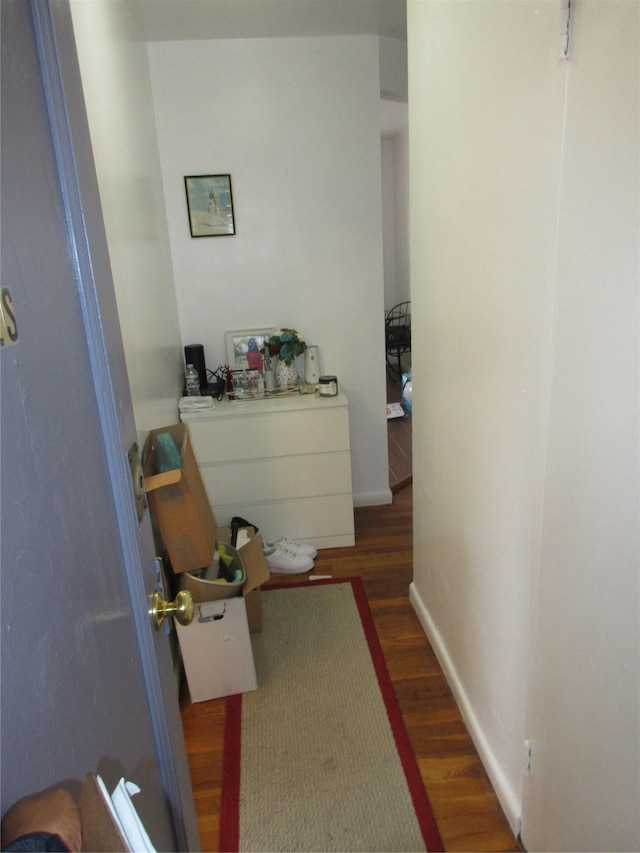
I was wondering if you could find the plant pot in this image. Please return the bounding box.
[275,359,298,388]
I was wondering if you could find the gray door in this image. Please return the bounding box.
[1,2,199,849]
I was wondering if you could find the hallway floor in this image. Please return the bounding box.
[181,485,520,852]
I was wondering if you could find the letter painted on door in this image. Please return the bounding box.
[0,287,19,347]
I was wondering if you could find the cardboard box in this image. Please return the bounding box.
[143,424,216,574]
[179,543,245,602]
[181,526,270,632]
[174,597,258,702]
[218,527,269,633]
[143,424,270,630]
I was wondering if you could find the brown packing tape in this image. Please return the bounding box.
[143,467,182,492]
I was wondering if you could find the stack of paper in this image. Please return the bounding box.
[178,396,215,413]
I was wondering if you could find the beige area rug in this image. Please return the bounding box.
[219,578,443,852]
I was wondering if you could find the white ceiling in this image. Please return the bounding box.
[127,0,407,42]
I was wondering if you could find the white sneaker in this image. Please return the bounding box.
[264,543,314,574]
[264,537,317,559]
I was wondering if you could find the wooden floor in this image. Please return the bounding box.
[180,486,520,852]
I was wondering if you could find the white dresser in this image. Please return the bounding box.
[179,390,355,549]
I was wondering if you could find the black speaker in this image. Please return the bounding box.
[184,344,208,390]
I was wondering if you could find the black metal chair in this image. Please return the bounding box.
[385,301,411,376]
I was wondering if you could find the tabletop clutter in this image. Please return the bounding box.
[142,422,317,702]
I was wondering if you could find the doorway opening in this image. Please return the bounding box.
[386,369,412,492]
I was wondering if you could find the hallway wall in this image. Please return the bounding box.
[382,129,410,311]
[147,35,389,506]
[71,0,184,443]
[408,1,639,846]
[71,3,395,506]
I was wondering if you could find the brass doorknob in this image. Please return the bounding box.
[150,590,194,631]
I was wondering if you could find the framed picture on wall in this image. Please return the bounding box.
[226,328,275,371]
[184,174,235,237]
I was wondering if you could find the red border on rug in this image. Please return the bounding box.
[218,576,444,852]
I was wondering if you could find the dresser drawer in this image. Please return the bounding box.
[187,407,351,464]
[198,451,352,506]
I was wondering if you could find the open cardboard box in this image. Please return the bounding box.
[180,528,268,632]
[217,526,268,632]
[143,423,270,632]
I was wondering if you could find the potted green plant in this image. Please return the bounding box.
[263,329,307,387]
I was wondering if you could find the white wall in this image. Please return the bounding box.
[408,0,564,825]
[379,35,408,102]
[393,129,410,309]
[70,1,184,444]
[381,129,410,312]
[408,0,639,846]
[147,36,390,506]
[521,3,639,849]
[381,139,397,308]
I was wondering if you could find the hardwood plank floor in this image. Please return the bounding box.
[180,486,520,852]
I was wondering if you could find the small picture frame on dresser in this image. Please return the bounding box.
[226,328,275,371]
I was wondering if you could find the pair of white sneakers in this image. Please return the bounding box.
[263,537,317,574]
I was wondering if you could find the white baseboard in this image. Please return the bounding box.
[353,488,393,507]
[408,582,522,837]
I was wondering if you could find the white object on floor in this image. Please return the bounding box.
[264,536,317,559]
[264,543,314,574]
[386,402,404,419]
